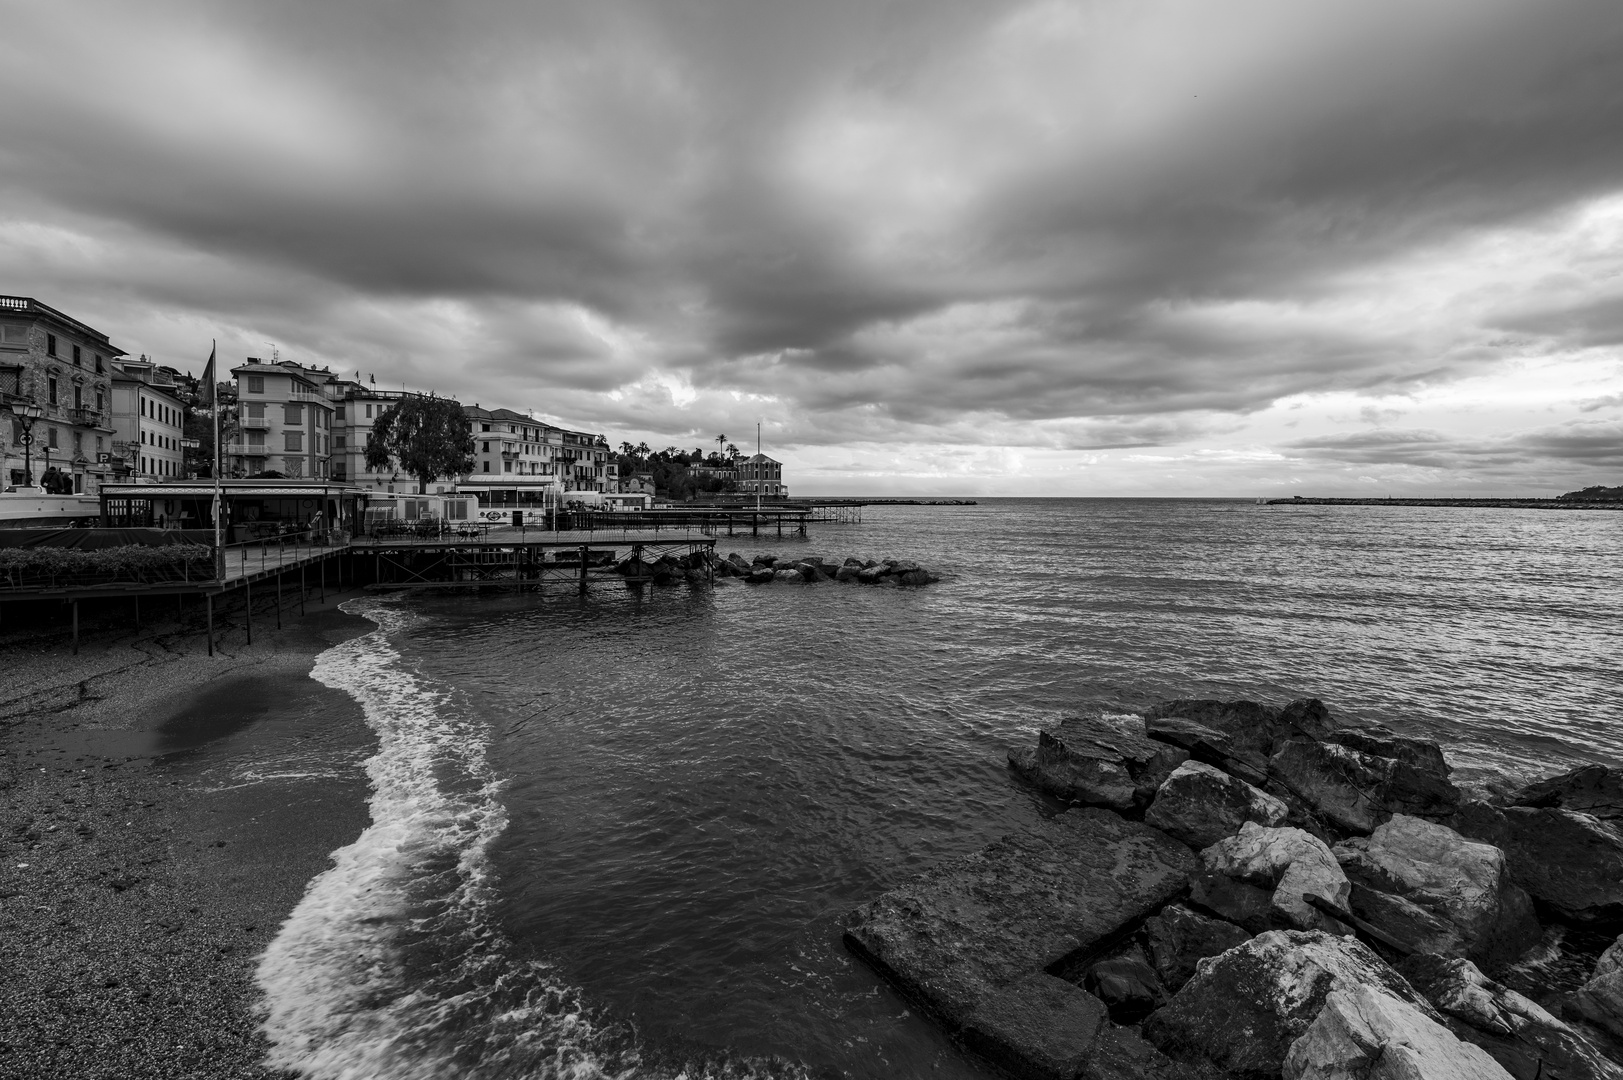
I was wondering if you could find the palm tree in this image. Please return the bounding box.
[715,433,727,455]
[619,441,635,457]
[726,442,739,459]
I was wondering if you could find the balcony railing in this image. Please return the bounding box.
[68,407,103,427]
[224,442,269,456]
[288,388,325,403]
[239,415,271,430]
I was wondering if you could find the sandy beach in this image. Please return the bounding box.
[0,588,377,1080]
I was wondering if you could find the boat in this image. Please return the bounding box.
[0,486,103,528]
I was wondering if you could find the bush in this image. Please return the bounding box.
[0,544,216,588]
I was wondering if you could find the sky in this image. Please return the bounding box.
[2,0,1621,496]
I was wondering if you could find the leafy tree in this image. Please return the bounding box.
[364,396,474,494]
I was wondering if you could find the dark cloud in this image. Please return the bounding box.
[1287,421,1623,472]
[1,0,1621,476]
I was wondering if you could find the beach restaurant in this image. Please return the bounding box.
[98,479,368,541]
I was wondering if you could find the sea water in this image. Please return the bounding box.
[256,498,1623,1078]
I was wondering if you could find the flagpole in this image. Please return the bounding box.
[212,340,223,581]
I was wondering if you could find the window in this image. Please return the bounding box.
[482,441,490,453]
[248,432,265,447]
[285,431,303,452]
[48,427,58,448]
[335,435,346,449]
[336,405,345,420]
[482,461,490,473]
[48,377,57,405]
[365,404,373,418]
[284,404,302,425]
[73,432,81,453]
[247,402,264,419]
[96,437,102,451]
[96,391,103,411]
[503,460,512,472]
[95,354,103,373]
[46,334,56,357]
[481,423,490,432]
[247,375,264,393]
[73,344,81,366]
[0,324,26,345]
[74,385,82,409]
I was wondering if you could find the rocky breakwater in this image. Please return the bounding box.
[712,552,940,586]
[843,697,1623,1080]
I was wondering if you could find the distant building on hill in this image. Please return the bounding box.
[736,452,786,498]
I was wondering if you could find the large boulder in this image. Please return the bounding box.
[1145,904,1253,992]
[1144,715,1271,787]
[1143,698,1334,781]
[1512,766,1623,824]
[1270,738,1461,834]
[1453,802,1623,928]
[1194,822,1352,935]
[1574,935,1623,1043]
[1282,984,1512,1080]
[1009,715,1189,811]
[1403,953,1623,1080]
[1324,723,1450,778]
[844,807,1196,1033]
[961,972,1108,1080]
[1141,929,1440,1078]
[1334,814,1541,968]
[1145,760,1292,849]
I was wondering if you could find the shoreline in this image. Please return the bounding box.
[0,586,378,1078]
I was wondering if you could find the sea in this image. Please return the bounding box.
[247,497,1622,1079]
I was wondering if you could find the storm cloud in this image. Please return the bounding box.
[2,0,1621,493]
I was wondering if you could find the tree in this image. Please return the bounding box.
[726,443,739,459]
[715,433,727,456]
[364,396,474,493]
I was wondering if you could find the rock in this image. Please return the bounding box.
[1333,815,1540,967]
[1189,870,1280,934]
[1142,929,1440,1077]
[1009,716,1189,811]
[1199,822,1353,934]
[834,565,861,582]
[1403,953,1623,1080]
[1081,1024,1217,1080]
[1145,760,1292,849]
[1143,699,1285,779]
[1575,935,1623,1042]
[1283,983,1512,1080]
[794,561,828,581]
[1145,903,1253,992]
[773,568,802,582]
[1325,724,1450,778]
[1347,882,1470,958]
[1270,738,1461,834]
[844,807,1196,1032]
[899,569,930,586]
[726,552,751,572]
[1512,766,1623,824]
[962,972,1108,1080]
[842,556,864,566]
[856,566,886,584]
[1144,715,1271,787]
[1085,944,1165,1023]
[1453,802,1623,929]
[744,569,775,584]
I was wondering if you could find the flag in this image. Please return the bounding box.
[198,344,217,407]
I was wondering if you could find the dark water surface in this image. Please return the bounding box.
[256,498,1623,1079]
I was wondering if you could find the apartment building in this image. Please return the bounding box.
[0,295,121,492]
[228,359,337,479]
[737,453,786,498]
[330,383,419,490]
[109,355,187,480]
[463,405,617,500]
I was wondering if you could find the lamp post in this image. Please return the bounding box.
[8,402,44,488]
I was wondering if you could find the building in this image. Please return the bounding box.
[109,355,188,480]
[0,295,121,492]
[330,382,418,490]
[461,405,618,503]
[227,359,338,479]
[736,453,786,498]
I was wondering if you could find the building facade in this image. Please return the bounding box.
[736,453,786,498]
[462,405,617,501]
[227,359,337,479]
[331,383,417,490]
[0,296,121,492]
[109,355,187,480]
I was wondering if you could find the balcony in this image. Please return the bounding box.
[239,415,271,430]
[224,442,269,456]
[288,388,325,404]
[68,407,104,428]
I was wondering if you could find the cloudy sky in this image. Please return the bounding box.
[3,0,1621,495]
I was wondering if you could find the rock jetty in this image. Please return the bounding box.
[843,698,1623,1080]
[712,552,940,586]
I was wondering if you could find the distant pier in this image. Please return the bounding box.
[1264,496,1623,510]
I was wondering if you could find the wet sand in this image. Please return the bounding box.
[1,587,377,1079]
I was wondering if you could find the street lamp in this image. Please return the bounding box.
[7,402,44,488]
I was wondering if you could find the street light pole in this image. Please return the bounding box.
[8,402,44,488]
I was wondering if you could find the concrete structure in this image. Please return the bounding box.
[228,359,338,479]
[0,296,121,493]
[736,453,786,498]
[109,355,188,481]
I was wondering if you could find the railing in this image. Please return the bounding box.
[239,415,270,430]
[68,407,102,427]
[223,528,345,577]
[288,388,325,403]
[223,442,268,456]
[0,296,32,311]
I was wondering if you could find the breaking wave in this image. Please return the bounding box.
[256,597,800,1079]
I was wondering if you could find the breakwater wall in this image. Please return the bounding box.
[1267,496,1623,510]
[844,697,1623,1079]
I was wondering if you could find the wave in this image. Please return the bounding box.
[255,597,804,1080]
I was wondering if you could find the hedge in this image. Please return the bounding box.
[0,544,216,588]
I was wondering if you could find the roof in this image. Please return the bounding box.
[0,296,127,356]
[740,453,781,464]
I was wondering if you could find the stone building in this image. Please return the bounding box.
[0,295,121,492]
[736,452,786,498]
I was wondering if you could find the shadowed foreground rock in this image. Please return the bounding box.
[843,807,1195,1077]
[1141,930,1438,1078]
[1512,766,1623,823]
[1403,953,1623,1080]
[1282,984,1512,1080]
[1145,760,1290,850]
[1008,715,1189,811]
[1453,802,1623,928]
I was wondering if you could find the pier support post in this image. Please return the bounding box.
[579,545,588,594]
[206,594,214,657]
[320,554,326,604]
[752,513,758,537]
[246,578,252,646]
[72,600,79,655]
[134,595,140,628]
[300,565,306,615]
[277,571,283,629]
